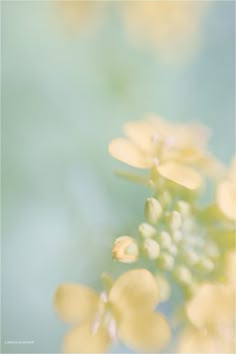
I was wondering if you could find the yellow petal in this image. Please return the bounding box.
[124,121,156,153]
[147,115,173,138]
[54,284,99,323]
[63,324,110,353]
[158,162,202,189]
[225,251,236,289]
[108,138,152,168]
[118,312,170,352]
[109,269,159,315]
[217,180,236,220]
[176,122,210,148]
[178,324,236,354]
[177,327,226,354]
[229,157,236,183]
[186,283,233,329]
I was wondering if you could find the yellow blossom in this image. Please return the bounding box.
[54,269,171,353]
[57,2,209,64]
[109,116,217,190]
[178,251,236,353]
[216,157,236,220]
[57,1,103,32]
[121,1,208,63]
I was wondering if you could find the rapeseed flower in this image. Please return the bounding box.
[54,269,170,353]
[109,116,214,190]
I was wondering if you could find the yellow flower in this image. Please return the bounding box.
[121,1,208,63]
[57,1,103,32]
[109,116,213,190]
[54,269,170,353]
[178,324,235,354]
[57,2,208,64]
[216,158,236,220]
[178,251,236,353]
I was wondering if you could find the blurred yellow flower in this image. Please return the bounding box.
[54,269,170,353]
[57,1,103,32]
[121,1,207,63]
[178,251,236,353]
[58,1,208,64]
[109,115,214,190]
[216,158,236,220]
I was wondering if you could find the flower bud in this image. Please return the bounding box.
[159,190,172,207]
[169,211,182,230]
[159,231,172,249]
[155,274,171,302]
[172,230,183,243]
[138,223,156,238]
[143,239,160,260]
[167,244,178,256]
[176,200,191,217]
[174,265,192,284]
[183,249,199,265]
[205,242,219,259]
[198,258,215,272]
[112,236,139,263]
[157,252,174,271]
[145,197,163,224]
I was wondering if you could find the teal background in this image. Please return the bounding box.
[2,1,235,353]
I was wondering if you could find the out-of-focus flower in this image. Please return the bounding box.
[109,115,217,190]
[121,1,208,63]
[178,251,236,353]
[58,1,209,64]
[57,1,104,33]
[216,158,236,220]
[112,236,139,263]
[54,269,171,353]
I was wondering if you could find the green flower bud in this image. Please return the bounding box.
[169,211,182,230]
[182,218,194,232]
[112,236,139,263]
[157,252,174,271]
[205,242,220,259]
[184,249,199,265]
[174,265,192,284]
[176,200,191,217]
[159,230,172,249]
[172,230,183,243]
[155,274,171,302]
[138,223,156,238]
[143,239,160,260]
[145,197,163,224]
[167,244,178,256]
[198,258,215,272]
[159,190,172,207]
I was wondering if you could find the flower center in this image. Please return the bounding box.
[91,292,118,342]
[151,132,176,166]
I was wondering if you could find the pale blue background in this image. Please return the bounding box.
[2,1,235,353]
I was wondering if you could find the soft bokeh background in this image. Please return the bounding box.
[2,1,235,353]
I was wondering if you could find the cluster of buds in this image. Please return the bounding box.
[112,194,221,297]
